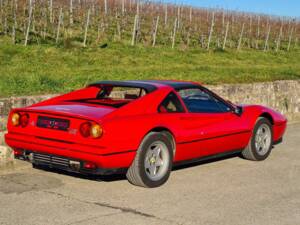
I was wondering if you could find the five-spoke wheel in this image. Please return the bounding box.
[126,132,173,188]
[242,117,273,161]
[144,141,170,182]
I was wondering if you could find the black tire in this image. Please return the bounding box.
[126,132,174,188]
[242,117,273,161]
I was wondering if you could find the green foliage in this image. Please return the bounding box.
[0,40,299,97]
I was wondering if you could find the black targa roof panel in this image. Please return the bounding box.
[88,81,157,93]
[88,80,201,92]
[143,80,200,90]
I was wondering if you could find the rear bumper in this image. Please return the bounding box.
[16,151,127,175]
[5,132,136,172]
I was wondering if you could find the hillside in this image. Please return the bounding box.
[1,0,299,50]
[0,39,299,97]
[0,0,299,97]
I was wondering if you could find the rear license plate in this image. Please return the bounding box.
[37,116,70,131]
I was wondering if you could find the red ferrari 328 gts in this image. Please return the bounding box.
[5,80,287,187]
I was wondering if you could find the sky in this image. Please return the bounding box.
[155,0,300,18]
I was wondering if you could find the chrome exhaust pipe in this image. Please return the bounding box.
[69,160,81,171]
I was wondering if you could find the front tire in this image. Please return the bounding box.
[126,132,173,188]
[242,117,273,161]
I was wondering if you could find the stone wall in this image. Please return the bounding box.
[0,94,57,168]
[0,94,57,132]
[207,80,300,121]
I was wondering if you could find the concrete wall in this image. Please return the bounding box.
[0,80,299,167]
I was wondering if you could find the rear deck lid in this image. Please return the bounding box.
[26,103,115,121]
[8,103,116,148]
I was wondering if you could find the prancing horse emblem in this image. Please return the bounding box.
[49,120,55,128]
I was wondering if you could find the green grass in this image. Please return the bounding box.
[0,38,299,97]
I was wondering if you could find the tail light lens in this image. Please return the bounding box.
[80,122,92,137]
[80,122,103,139]
[20,114,29,127]
[90,124,103,138]
[11,113,20,126]
[11,113,29,127]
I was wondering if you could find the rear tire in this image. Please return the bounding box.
[242,117,273,161]
[126,132,173,188]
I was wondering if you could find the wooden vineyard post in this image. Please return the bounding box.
[264,25,271,52]
[42,7,48,40]
[207,12,215,50]
[287,27,294,51]
[12,23,16,44]
[164,4,168,26]
[131,14,138,46]
[237,23,245,50]
[248,15,252,48]
[172,17,177,49]
[177,6,180,28]
[49,0,53,23]
[122,0,125,15]
[3,17,7,35]
[104,0,108,15]
[56,8,63,44]
[136,0,139,16]
[255,16,260,49]
[12,0,17,44]
[24,0,33,46]
[152,16,159,47]
[221,11,225,36]
[222,21,229,50]
[276,24,283,52]
[70,0,73,25]
[83,9,90,47]
[116,19,121,41]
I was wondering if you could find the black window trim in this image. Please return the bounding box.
[176,86,234,114]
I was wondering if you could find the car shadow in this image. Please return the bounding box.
[31,152,242,183]
[172,152,241,172]
[32,165,127,182]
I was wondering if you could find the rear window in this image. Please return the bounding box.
[68,86,147,108]
[99,86,147,100]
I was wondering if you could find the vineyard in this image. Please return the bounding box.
[0,0,300,97]
[0,0,299,51]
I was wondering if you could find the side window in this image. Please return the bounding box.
[158,92,185,113]
[177,88,231,113]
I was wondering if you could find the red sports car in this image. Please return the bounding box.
[5,80,287,187]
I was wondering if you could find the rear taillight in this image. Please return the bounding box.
[11,113,20,126]
[90,124,102,138]
[11,112,29,127]
[80,122,91,137]
[20,114,29,127]
[80,122,103,139]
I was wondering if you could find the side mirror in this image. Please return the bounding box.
[233,106,243,116]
